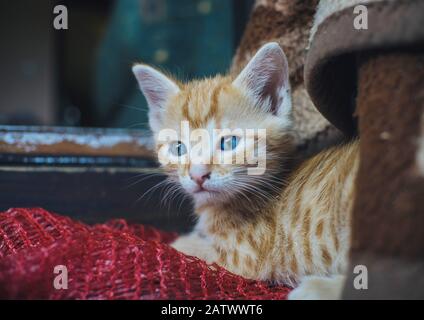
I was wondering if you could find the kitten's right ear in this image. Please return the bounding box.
[132,64,180,131]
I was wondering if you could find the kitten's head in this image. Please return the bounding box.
[133,42,293,209]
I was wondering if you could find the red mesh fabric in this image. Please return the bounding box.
[0,208,291,299]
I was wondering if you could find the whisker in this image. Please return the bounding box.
[118,103,148,113]
[135,179,171,204]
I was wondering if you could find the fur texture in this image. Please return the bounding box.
[133,43,359,299]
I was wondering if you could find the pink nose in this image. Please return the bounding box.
[189,165,211,187]
[191,172,211,186]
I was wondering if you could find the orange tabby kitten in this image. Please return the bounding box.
[132,43,359,299]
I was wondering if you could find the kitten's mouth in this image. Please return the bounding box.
[193,187,216,194]
[194,187,208,194]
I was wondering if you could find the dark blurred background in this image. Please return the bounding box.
[0,0,254,129]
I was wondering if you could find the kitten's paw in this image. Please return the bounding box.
[171,235,216,264]
[170,236,198,256]
[288,275,345,300]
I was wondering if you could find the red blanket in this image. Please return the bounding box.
[0,208,290,299]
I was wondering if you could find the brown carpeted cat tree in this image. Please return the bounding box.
[234,0,424,298]
[306,0,424,299]
[231,0,344,157]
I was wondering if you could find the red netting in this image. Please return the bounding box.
[0,208,290,299]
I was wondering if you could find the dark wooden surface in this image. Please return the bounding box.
[0,126,194,232]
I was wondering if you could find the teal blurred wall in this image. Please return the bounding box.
[94,0,235,129]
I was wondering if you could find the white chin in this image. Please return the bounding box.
[192,190,216,206]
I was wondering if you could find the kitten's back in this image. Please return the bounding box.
[274,140,359,283]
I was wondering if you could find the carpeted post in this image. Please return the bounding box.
[343,52,424,299]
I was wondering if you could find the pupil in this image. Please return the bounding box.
[220,137,225,150]
[220,136,238,150]
[232,136,237,149]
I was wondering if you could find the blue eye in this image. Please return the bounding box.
[220,136,239,151]
[170,141,187,156]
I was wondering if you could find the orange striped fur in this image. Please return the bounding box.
[133,43,359,299]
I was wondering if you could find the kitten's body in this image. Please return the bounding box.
[173,141,358,287]
[133,43,358,299]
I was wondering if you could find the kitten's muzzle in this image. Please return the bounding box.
[191,172,211,187]
[189,164,211,187]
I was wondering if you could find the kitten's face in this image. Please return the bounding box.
[133,43,293,208]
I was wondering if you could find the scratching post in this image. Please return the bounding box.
[305,0,424,298]
[343,52,424,299]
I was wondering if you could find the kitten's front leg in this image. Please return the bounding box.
[171,232,218,264]
[288,275,346,300]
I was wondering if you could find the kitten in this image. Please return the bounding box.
[132,42,359,299]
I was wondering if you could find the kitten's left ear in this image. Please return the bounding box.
[233,42,291,116]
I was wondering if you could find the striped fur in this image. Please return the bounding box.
[133,43,359,299]
[172,141,358,287]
